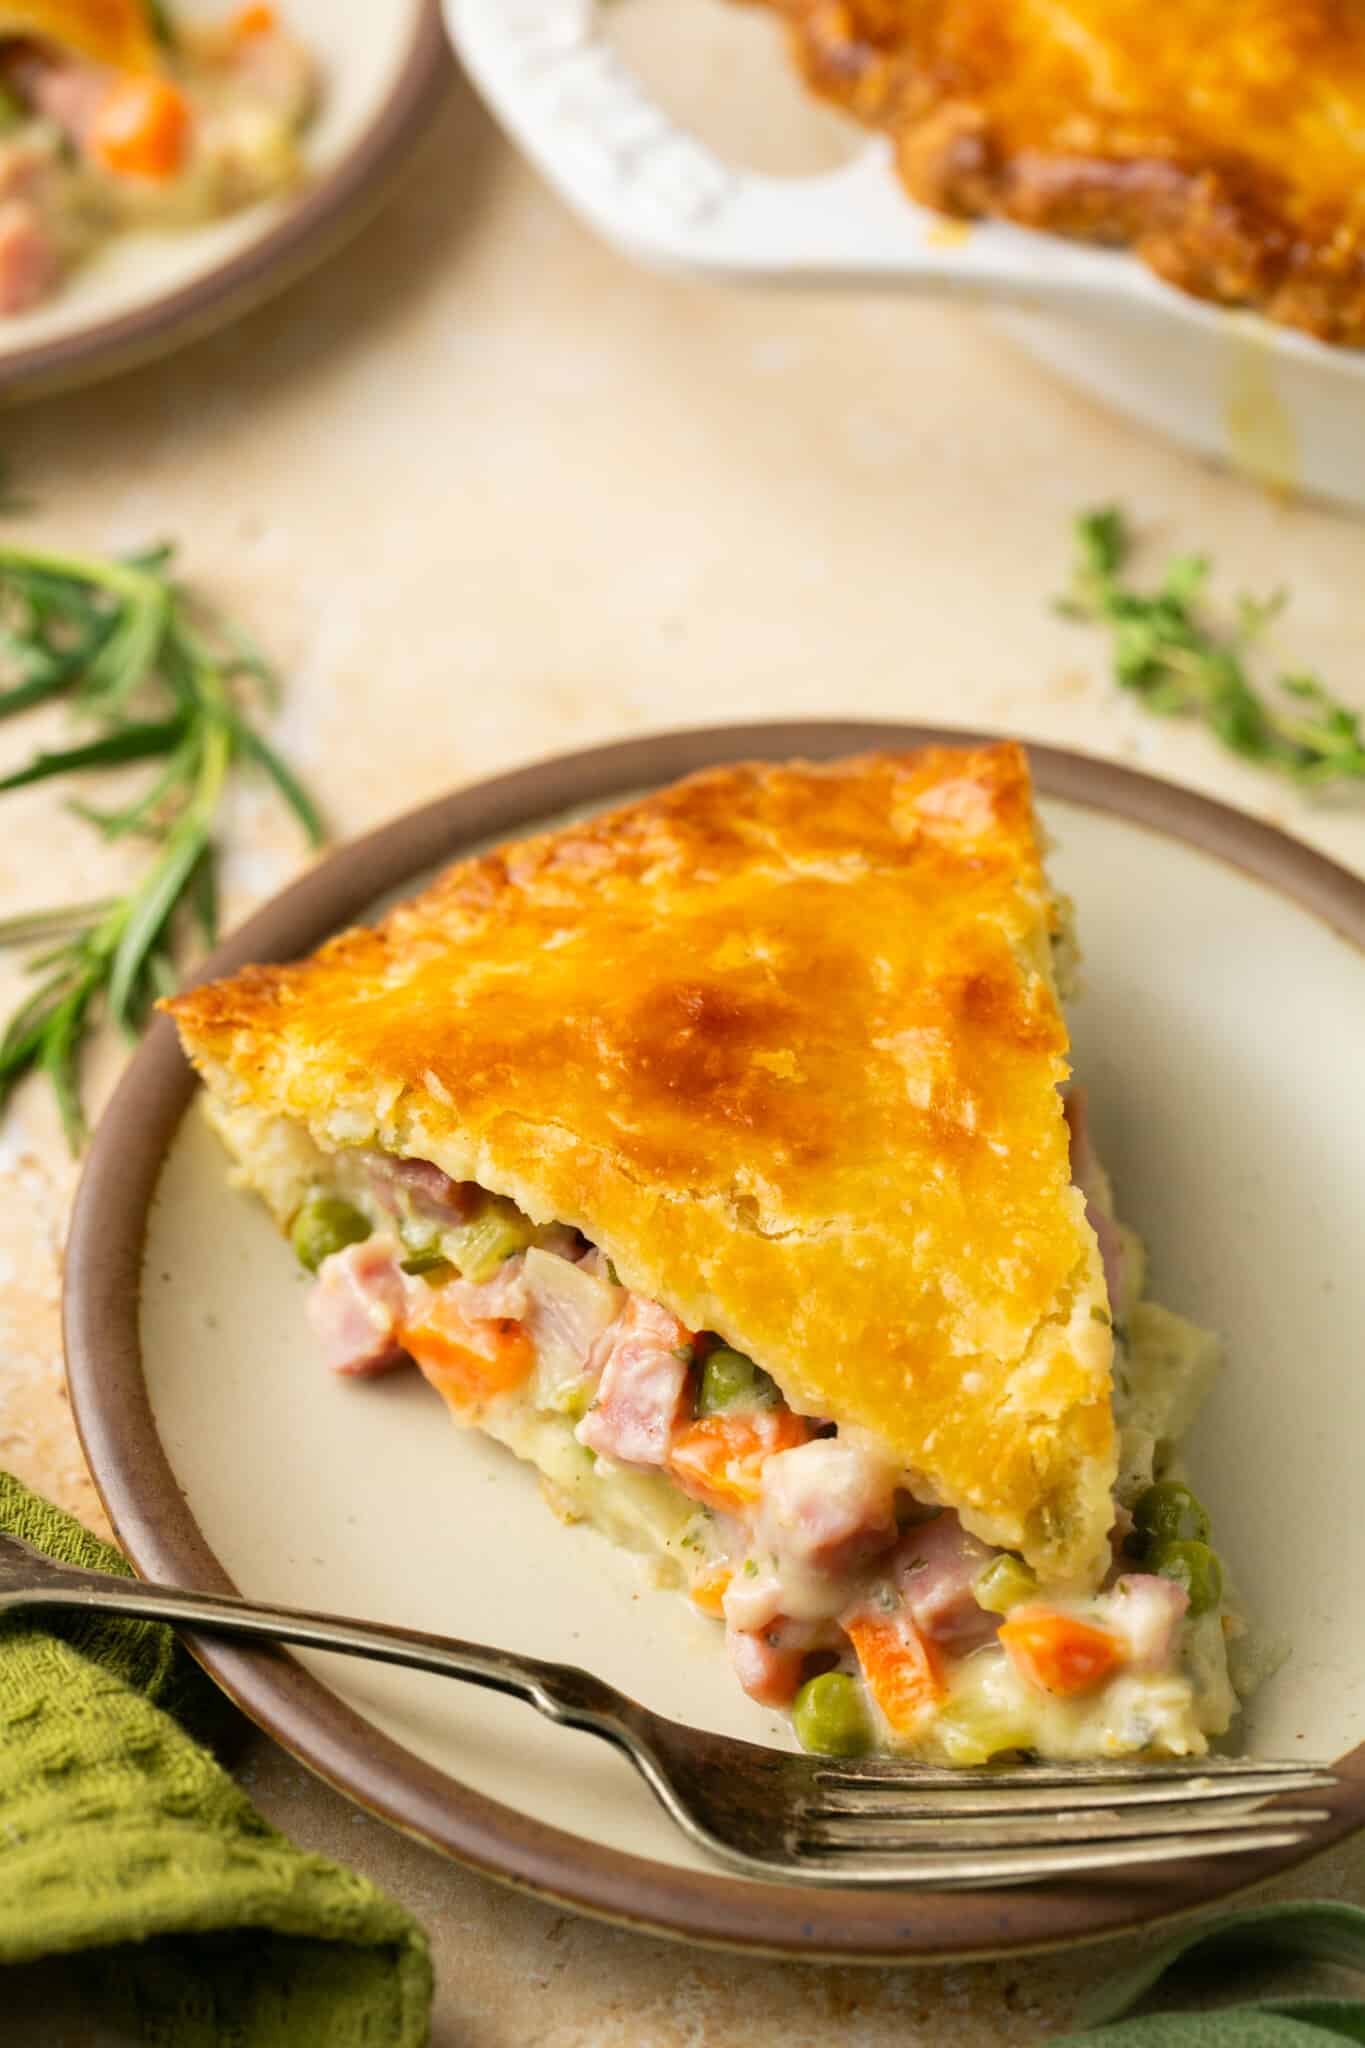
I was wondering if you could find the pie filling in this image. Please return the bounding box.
[0,10,316,316]
[285,1097,1241,1764]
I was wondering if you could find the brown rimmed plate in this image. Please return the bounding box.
[65,720,1365,1961]
[0,0,449,404]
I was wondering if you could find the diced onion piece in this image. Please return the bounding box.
[523,1245,620,1411]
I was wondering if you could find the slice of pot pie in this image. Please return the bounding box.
[166,743,1239,1762]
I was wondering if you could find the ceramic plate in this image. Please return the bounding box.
[0,0,448,402]
[65,721,1365,1961]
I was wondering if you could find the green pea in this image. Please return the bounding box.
[973,1554,1039,1616]
[291,1196,371,1272]
[791,1672,870,1757]
[697,1347,779,1415]
[1132,1481,1210,1553]
[1150,1538,1223,1616]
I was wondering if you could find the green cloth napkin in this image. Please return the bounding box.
[0,1471,432,2047]
[1055,1901,1365,2045]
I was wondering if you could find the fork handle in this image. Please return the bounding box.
[2,1559,624,1734]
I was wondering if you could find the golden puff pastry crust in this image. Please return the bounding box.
[762,0,1365,348]
[167,744,1116,1583]
[0,0,160,70]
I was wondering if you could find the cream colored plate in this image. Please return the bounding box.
[0,0,446,399]
[137,792,1365,1864]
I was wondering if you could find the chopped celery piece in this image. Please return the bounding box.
[290,1197,370,1272]
[935,1704,1033,1766]
[400,1251,455,1284]
[973,1554,1039,1616]
[448,1196,536,1282]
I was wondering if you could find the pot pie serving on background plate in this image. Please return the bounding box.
[167,743,1245,1764]
[0,0,317,313]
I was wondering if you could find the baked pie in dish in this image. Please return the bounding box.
[167,743,1243,1762]
[752,0,1365,348]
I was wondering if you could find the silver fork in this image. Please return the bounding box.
[0,1529,1332,1888]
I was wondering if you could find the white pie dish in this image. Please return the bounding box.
[443,0,1365,514]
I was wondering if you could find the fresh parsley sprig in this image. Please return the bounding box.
[1059,506,1365,787]
[0,540,324,1146]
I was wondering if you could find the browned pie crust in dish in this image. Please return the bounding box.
[754,0,1365,346]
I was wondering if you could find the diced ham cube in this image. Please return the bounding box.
[726,1615,831,1707]
[575,1295,692,1466]
[23,58,110,146]
[758,1438,899,1582]
[727,1626,805,1707]
[0,138,50,204]
[0,199,58,313]
[306,1237,406,1377]
[894,1512,1000,1651]
[433,1253,531,1325]
[1064,1088,1128,1313]
[722,1562,785,1635]
[1104,1573,1189,1671]
[367,1153,479,1223]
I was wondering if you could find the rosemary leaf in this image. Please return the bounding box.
[0,664,78,721]
[0,716,186,793]
[187,843,218,947]
[0,900,116,947]
[107,817,210,1033]
[40,972,97,1148]
[232,721,326,847]
[0,539,324,1144]
[0,971,70,1070]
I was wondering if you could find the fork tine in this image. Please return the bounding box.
[797,1804,1329,1852]
[815,1755,1330,1786]
[758,1823,1318,1888]
[810,1769,1336,1817]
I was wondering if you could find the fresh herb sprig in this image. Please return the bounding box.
[0,540,324,1146]
[1059,506,1365,787]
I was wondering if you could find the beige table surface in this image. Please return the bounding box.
[3,32,1365,2046]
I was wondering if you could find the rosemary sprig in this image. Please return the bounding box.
[1058,506,1365,787]
[0,540,324,1146]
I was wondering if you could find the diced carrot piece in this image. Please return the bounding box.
[667,1408,812,1517]
[402,1308,533,1407]
[687,1566,733,1617]
[233,3,278,36]
[89,75,191,180]
[844,1609,946,1735]
[998,1607,1125,1697]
